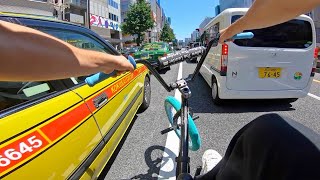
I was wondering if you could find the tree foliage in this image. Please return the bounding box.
[121,0,154,46]
[160,22,175,42]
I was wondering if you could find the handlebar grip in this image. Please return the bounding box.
[231,32,254,40]
[85,55,137,87]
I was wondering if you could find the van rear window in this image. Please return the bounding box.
[231,15,313,48]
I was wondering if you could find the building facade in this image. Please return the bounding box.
[199,16,213,35]
[90,0,122,49]
[308,8,320,45]
[185,38,191,45]
[191,30,199,42]
[0,0,53,17]
[219,0,253,12]
[64,0,89,27]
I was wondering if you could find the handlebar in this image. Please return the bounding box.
[190,32,254,81]
[85,32,254,88]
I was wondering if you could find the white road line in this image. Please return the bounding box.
[308,93,320,100]
[158,63,182,179]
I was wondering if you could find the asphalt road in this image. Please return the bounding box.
[101,60,320,180]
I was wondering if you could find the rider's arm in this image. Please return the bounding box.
[0,20,134,82]
[219,0,320,43]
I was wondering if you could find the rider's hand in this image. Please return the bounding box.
[219,18,246,44]
[103,55,135,74]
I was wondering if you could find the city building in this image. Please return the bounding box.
[191,30,199,42]
[0,0,53,17]
[167,17,171,25]
[219,0,253,12]
[143,0,158,43]
[64,0,89,27]
[199,16,213,35]
[90,0,122,49]
[120,0,136,23]
[178,40,184,47]
[185,38,191,45]
[161,7,166,28]
[120,0,137,45]
[308,8,320,45]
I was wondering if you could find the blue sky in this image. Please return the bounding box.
[160,0,219,41]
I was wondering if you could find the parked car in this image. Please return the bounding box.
[200,8,317,105]
[126,46,139,57]
[0,12,151,179]
[133,42,173,70]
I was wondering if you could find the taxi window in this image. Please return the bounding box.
[0,81,64,114]
[40,29,110,53]
[38,28,113,85]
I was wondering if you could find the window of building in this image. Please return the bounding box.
[108,0,119,9]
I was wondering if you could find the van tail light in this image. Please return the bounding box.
[220,44,228,76]
[314,47,319,58]
[311,48,319,77]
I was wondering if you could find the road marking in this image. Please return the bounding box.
[308,93,320,100]
[159,63,182,179]
[313,79,320,83]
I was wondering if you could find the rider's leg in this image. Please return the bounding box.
[195,113,320,180]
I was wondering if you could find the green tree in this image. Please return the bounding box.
[121,0,154,46]
[160,23,175,42]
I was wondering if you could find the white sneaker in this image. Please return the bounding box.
[201,149,222,174]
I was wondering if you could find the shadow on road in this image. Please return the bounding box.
[157,68,171,74]
[187,74,296,114]
[130,145,176,180]
[185,57,199,64]
[98,115,138,180]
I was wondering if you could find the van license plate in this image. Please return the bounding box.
[258,67,281,78]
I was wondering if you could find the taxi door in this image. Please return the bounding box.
[0,80,102,180]
[47,27,147,179]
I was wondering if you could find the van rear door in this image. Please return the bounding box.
[226,16,315,91]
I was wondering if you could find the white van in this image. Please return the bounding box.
[200,8,317,104]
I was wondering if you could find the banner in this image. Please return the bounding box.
[90,14,121,31]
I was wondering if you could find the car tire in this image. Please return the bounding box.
[138,76,151,113]
[212,80,223,105]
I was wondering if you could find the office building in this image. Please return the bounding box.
[199,17,213,34]
[0,0,53,17]
[64,0,88,26]
[90,0,122,49]
[219,0,253,12]
[185,38,191,45]
[191,30,199,42]
[167,17,171,25]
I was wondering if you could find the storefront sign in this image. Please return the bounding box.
[90,14,121,31]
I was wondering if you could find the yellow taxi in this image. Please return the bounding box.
[0,12,151,179]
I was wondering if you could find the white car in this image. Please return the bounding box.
[200,8,317,104]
